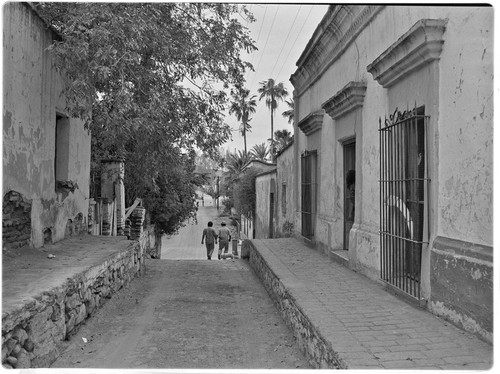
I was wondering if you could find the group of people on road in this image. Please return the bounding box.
[201,221,232,260]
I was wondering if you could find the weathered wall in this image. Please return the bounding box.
[429,237,492,343]
[2,191,32,250]
[3,2,91,249]
[290,5,493,339]
[275,145,295,237]
[1,240,146,369]
[254,171,276,239]
[1,222,163,369]
[140,224,162,259]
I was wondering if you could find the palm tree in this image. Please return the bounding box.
[274,129,294,154]
[282,98,294,124]
[257,78,289,159]
[229,87,257,154]
[251,143,270,162]
[225,150,252,177]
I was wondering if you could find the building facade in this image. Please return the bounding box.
[3,3,92,249]
[238,159,276,239]
[276,5,492,342]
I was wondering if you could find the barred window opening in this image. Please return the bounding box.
[379,106,429,299]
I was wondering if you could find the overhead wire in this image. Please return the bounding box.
[269,5,302,78]
[250,5,279,91]
[276,5,314,79]
[251,4,267,65]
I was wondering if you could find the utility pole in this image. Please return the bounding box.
[216,175,220,210]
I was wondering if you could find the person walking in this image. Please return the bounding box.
[201,221,218,260]
[217,222,232,260]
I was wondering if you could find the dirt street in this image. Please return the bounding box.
[50,207,310,369]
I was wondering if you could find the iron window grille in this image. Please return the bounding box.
[379,106,429,299]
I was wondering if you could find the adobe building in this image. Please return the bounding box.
[3,3,91,249]
[238,159,276,239]
[255,141,295,239]
[284,5,492,342]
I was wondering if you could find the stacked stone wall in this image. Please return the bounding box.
[1,241,145,369]
[2,191,32,250]
[140,224,162,259]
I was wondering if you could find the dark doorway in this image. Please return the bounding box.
[343,140,356,250]
[301,151,317,240]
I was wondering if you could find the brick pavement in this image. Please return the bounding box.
[246,238,493,370]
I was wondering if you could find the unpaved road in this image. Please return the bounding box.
[51,207,310,369]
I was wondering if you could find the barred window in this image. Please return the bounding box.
[379,106,429,299]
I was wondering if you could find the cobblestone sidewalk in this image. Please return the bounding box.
[248,238,493,370]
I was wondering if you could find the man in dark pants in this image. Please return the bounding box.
[201,221,218,260]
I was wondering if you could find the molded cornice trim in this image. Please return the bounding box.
[297,110,324,136]
[291,5,383,96]
[322,81,367,120]
[367,19,447,88]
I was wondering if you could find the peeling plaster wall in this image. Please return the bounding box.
[3,3,91,248]
[435,8,493,246]
[275,146,295,237]
[254,172,276,239]
[429,237,492,343]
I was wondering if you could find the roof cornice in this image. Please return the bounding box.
[291,5,383,96]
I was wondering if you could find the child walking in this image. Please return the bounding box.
[201,221,218,260]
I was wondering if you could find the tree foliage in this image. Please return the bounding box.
[35,2,256,235]
[282,98,294,124]
[232,168,260,217]
[229,87,257,153]
[274,129,294,154]
[251,143,270,161]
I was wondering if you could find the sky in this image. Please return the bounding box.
[222,3,329,154]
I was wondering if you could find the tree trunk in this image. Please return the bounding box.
[270,109,275,162]
[243,125,247,154]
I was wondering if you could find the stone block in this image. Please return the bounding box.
[15,349,30,368]
[23,339,34,353]
[74,304,87,326]
[5,338,17,355]
[28,306,53,338]
[6,356,17,367]
[12,327,28,346]
[65,293,82,311]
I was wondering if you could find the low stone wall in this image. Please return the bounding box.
[140,224,162,259]
[244,240,346,369]
[2,241,146,369]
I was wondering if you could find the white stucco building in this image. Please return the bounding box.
[257,5,493,342]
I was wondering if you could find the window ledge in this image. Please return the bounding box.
[297,110,324,136]
[322,81,367,120]
[367,19,447,88]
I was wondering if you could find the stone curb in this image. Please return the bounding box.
[245,239,348,369]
